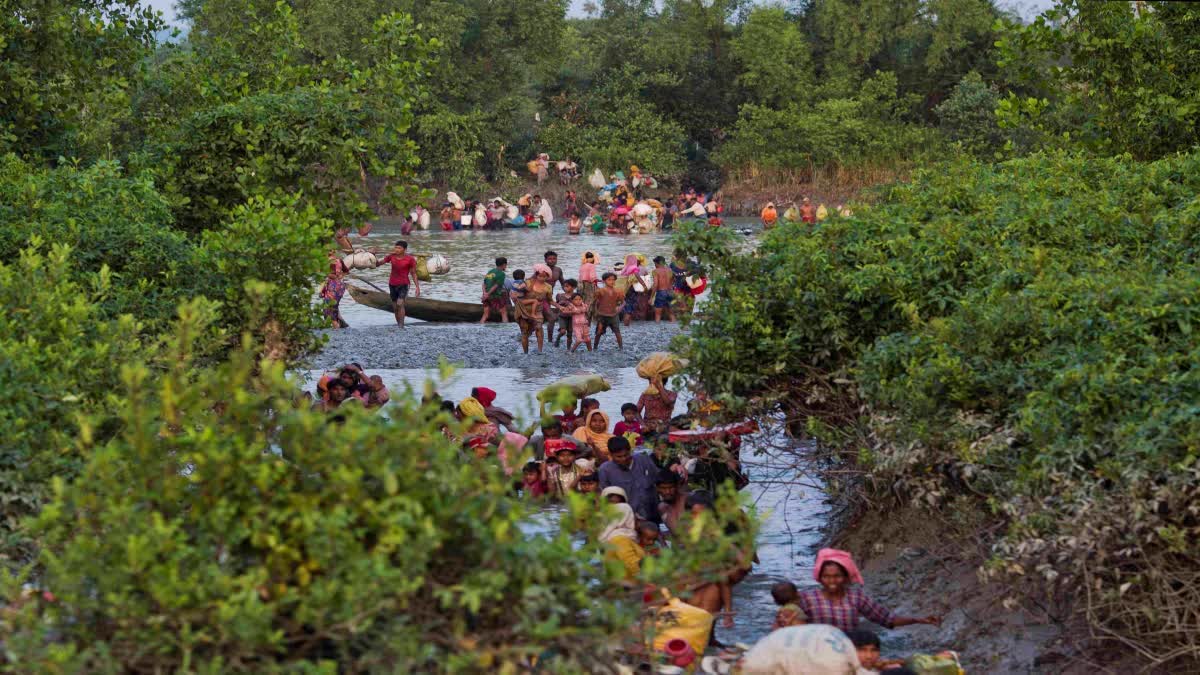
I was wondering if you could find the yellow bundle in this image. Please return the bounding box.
[636,352,682,394]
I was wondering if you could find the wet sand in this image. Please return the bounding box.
[309,321,686,370]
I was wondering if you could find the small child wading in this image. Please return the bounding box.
[562,294,592,352]
[554,279,579,348]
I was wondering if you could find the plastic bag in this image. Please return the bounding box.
[589,168,606,189]
[740,625,861,675]
[342,250,377,270]
[414,256,431,282]
[527,159,540,175]
[652,597,714,658]
[907,652,965,675]
[816,204,829,221]
[537,374,611,405]
[445,191,465,210]
[425,254,450,275]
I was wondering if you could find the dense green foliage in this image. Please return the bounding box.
[678,152,1200,664]
[997,1,1200,160]
[538,69,689,178]
[167,0,1012,188]
[7,0,1200,668]
[0,246,148,560]
[2,309,625,671]
[139,5,431,231]
[0,251,754,671]
[714,71,937,174]
[0,0,163,161]
[0,156,197,325]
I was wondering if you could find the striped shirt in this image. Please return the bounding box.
[797,587,895,632]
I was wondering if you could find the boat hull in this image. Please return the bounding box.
[348,286,496,322]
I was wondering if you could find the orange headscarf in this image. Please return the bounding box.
[573,410,613,461]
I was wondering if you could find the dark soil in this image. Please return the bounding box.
[829,503,1144,674]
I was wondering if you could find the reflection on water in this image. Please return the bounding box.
[337,217,761,327]
[298,365,827,646]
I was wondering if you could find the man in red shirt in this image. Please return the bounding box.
[376,240,420,327]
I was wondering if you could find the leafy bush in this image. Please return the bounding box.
[538,68,688,179]
[0,155,329,358]
[996,1,1200,160]
[139,8,431,232]
[2,304,751,672]
[678,151,1200,665]
[0,244,148,561]
[714,71,938,174]
[0,0,162,161]
[196,196,330,359]
[412,106,487,189]
[729,7,814,109]
[0,155,201,328]
[934,71,1004,156]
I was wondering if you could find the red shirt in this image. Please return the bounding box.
[613,420,644,445]
[638,389,678,422]
[555,412,580,432]
[381,253,416,286]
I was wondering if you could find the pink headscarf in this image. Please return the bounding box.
[620,254,640,276]
[532,263,552,278]
[813,548,865,585]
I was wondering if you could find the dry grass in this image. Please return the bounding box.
[718,162,916,215]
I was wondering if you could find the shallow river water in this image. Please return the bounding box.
[339,216,760,327]
[310,215,876,649]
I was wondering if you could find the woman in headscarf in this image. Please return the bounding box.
[318,260,349,328]
[760,202,778,229]
[572,409,613,462]
[513,265,554,353]
[578,252,599,310]
[456,396,497,443]
[459,396,518,473]
[619,254,647,324]
[471,387,514,431]
[599,501,644,579]
[797,548,941,633]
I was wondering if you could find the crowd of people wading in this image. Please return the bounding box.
[309,156,955,673]
[304,363,950,674]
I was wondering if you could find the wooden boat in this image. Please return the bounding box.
[347,283,698,323]
[347,286,496,322]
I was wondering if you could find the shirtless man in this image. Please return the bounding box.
[543,250,564,292]
[652,256,674,322]
[799,196,816,224]
[593,272,624,350]
[677,492,737,633]
[656,471,688,533]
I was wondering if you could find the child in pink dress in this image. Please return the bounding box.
[565,295,592,352]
